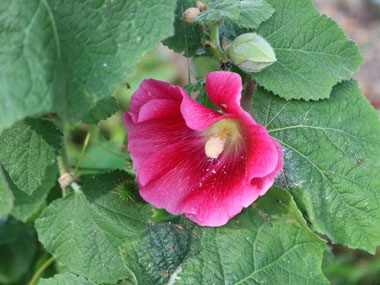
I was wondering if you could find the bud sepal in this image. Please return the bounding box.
[229,33,277,73]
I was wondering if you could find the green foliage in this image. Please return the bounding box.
[74,140,131,173]
[0,0,177,133]
[81,97,119,125]
[120,187,327,284]
[39,273,93,285]
[35,171,152,284]
[121,221,193,284]
[163,0,205,57]
[0,0,378,282]
[0,175,13,217]
[0,118,62,195]
[7,166,58,223]
[253,0,363,100]
[0,217,36,284]
[254,80,380,253]
[194,0,274,29]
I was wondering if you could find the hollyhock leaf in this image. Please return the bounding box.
[35,170,152,284]
[252,0,363,101]
[121,222,194,284]
[39,273,93,285]
[0,0,176,133]
[254,80,380,253]
[120,187,327,284]
[194,0,274,30]
[0,118,62,195]
[238,0,275,29]
[0,176,13,217]
[194,0,240,24]
[81,97,119,125]
[163,0,205,57]
[5,165,58,223]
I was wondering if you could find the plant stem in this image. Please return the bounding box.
[242,75,257,119]
[74,127,92,176]
[55,117,71,196]
[28,256,56,285]
[57,148,70,175]
[209,24,227,59]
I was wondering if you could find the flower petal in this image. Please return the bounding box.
[138,121,282,226]
[179,87,232,131]
[178,122,283,226]
[124,108,194,172]
[137,99,180,123]
[124,72,284,227]
[250,138,284,197]
[206,71,243,113]
[129,79,182,122]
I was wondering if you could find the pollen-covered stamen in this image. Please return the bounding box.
[205,136,225,159]
[204,118,242,159]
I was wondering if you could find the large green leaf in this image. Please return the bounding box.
[0,175,13,217]
[35,171,152,284]
[39,273,93,285]
[0,0,176,133]
[8,165,58,222]
[0,217,36,284]
[254,80,380,253]
[194,0,274,29]
[121,187,327,284]
[253,0,363,100]
[0,118,61,195]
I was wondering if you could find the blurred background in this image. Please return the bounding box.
[4,0,378,284]
[316,0,380,114]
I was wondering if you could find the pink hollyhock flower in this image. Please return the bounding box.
[124,71,283,227]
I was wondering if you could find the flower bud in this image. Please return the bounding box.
[196,1,207,11]
[182,7,201,24]
[229,33,276,73]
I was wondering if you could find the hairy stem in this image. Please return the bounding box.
[209,24,227,59]
[57,147,70,175]
[55,117,72,196]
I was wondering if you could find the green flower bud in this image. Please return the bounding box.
[229,33,276,73]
